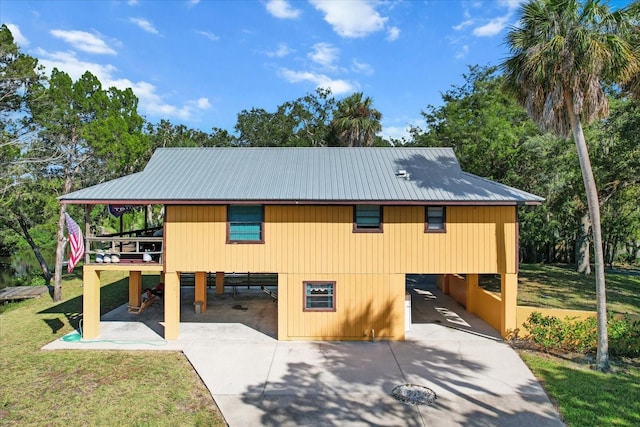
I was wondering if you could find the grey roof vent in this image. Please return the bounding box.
[396,169,410,180]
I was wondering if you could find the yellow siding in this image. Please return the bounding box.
[470,286,502,332]
[165,205,517,275]
[278,273,404,340]
[447,275,467,307]
[164,204,517,340]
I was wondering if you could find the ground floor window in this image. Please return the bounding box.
[303,281,336,311]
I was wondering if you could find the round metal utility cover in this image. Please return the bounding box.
[391,384,437,406]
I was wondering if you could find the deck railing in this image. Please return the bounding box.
[85,235,163,265]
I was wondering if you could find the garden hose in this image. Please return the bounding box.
[60,319,167,346]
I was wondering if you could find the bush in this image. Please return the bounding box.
[609,316,640,358]
[523,312,640,358]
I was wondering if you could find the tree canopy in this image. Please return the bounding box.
[25,68,148,300]
[331,92,382,147]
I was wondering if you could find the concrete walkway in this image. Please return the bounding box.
[44,282,565,426]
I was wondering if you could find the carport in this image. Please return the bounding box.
[44,275,562,427]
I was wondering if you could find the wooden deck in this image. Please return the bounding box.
[0,286,48,302]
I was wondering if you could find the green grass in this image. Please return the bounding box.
[507,264,640,426]
[479,264,640,314]
[0,271,225,427]
[521,352,640,426]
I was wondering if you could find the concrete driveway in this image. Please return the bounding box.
[44,281,564,427]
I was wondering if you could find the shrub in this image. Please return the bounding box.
[609,316,640,358]
[523,312,639,358]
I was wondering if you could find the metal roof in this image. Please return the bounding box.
[60,147,543,205]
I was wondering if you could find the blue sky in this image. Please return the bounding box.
[2,0,633,140]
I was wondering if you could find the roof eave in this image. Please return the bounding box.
[60,198,544,206]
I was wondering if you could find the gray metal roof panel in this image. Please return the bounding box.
[60,147,543,204]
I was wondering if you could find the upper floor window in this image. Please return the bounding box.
[425,206,446,232]
[354,205,383,232]
[227,205,264,243]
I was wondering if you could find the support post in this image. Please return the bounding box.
[195,271,207,313]
[500,273,518,338]
[215,271,225,295]
[466,274,479,314]
[129,271,142,307]
[164,271,180,340]
[83,267,101,339]
[84,204,91,264]
[277,274,287,340]
[441,274,450,295]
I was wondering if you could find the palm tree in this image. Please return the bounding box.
[501,0,640,371]
[331,92,382,147]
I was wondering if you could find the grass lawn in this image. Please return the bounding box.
[505,264,640,426]
[521,352,640,426]
[0,270,225,427]
[480,264,640,315]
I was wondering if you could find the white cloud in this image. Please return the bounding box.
[266,43,293,58]
[467,1,521,37]
[35,48,207,121]
[386,26,400,41]
[50,29,116,55]
[197,31,219,41]
[194,97,210,109]
[351,59,373,75]
[310,0,387,38]
[473,15,510,37]
[266,0,301,19]
[6,24,29,47]
[280,68,354,95]
[35,48,118,84]
[129,18,159,35]
[381,125,408,142]
[189,0,201,5]
[453,19,474,31]
[499,0,525,10]
[381,118,424,142]
[456,45,469,59]
[127,0,139,5]
[308,42,339,69]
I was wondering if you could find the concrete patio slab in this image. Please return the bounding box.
[42,282,565,426]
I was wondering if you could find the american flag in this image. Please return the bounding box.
[65,212,84,273]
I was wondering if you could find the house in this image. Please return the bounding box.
[60,147,543,341]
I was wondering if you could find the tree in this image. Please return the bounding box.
[409,65,538,184]
[235,107,297,146]
[279,88,337,147]
[589,96,640,266]
[28,69,149,301]
[501,0,640,371]
[0,24,42,191]
[0,24,58,285]
[146,120,234,152]
[234,88,336,147]
[331,92,382,147]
